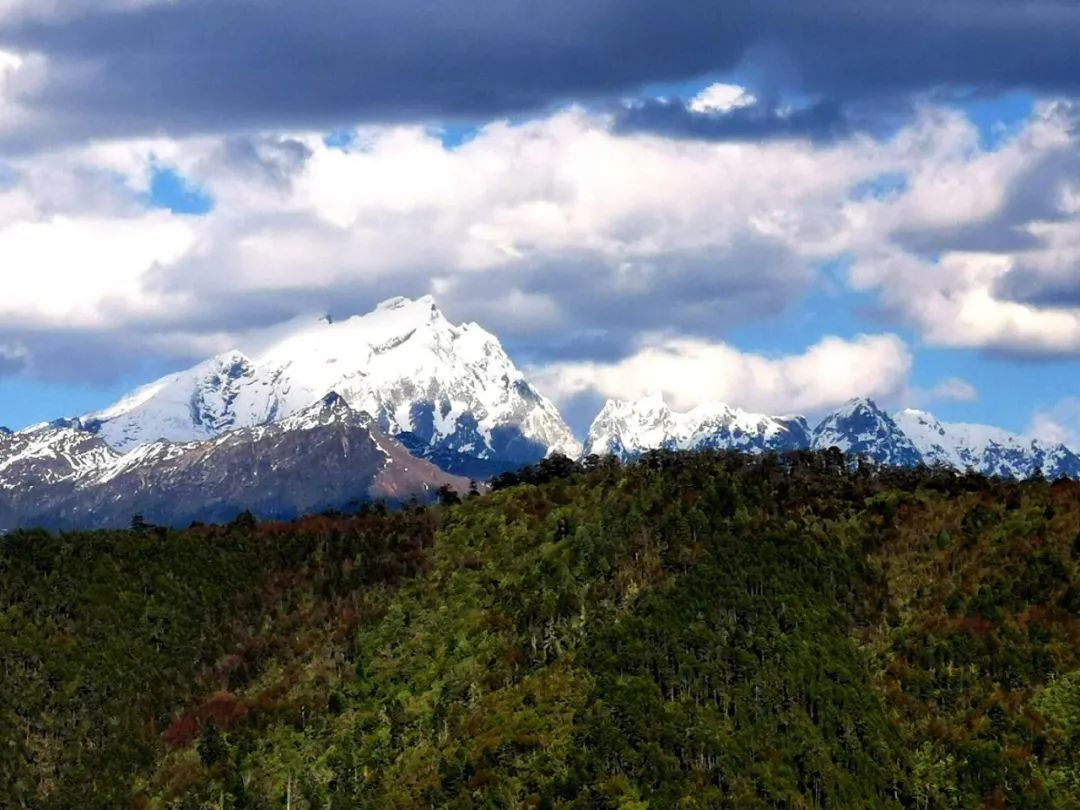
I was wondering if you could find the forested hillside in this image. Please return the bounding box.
[4,450,1080,808]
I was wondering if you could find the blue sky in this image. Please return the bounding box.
[3,1,1080,442]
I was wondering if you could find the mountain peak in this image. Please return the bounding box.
[278,390,371,432]
[318,391,348,409]
[80,295,578,471]
[812,398,920,466]
[374,294,441,317]
[895,408,1080,479]
[835,396,884,417]
[585,395,812,460]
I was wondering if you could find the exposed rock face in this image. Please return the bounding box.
[810,398,922,467]
[0,395,466,531]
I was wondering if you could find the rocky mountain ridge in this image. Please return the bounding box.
[0,395,466,531]
[585,394,1080,479]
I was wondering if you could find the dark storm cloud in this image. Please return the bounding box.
[614,98,850,142]
[0,0,742,141]
[5,0,1080,141]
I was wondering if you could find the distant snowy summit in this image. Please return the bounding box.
[583,392,810,458]
[80,295,580,477]
[810,398,922,467]
[585,394,1080,479]
[895,408,1080,479]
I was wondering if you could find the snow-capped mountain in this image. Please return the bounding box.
[0,395,466,531]
[583,393,812,459]
[81,296,579,477]
[810,398,922,467]
[8,295,1080,532]
[0,421,120,492]
[584,393,1080,480]
[895,409,1080,479]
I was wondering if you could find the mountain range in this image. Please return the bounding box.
[587,393,1080,478]
[2,295,1078,530]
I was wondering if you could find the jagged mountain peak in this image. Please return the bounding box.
[895,408,1080,479]
[375,293,439,313]
[831,396,885,419]
[811,398,921,466]
[0,385,466,530]
[584,393,812,460]
[78,296,579,475]
[0,420,120,494]
[586,392,1080,481]
[593,392,673,423]
[276,391,374,432]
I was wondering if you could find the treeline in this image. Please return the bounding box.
[2,449,1080,807]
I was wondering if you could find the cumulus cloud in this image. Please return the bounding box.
[0,107,883,380]
[530,333,912,415]
[0,214,195,328]
[687,83,757,115]
[845,103,1080,355]
[2,93,1080,397]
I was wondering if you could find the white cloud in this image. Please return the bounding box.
[0,108,874,360]
[921,376,978,403]
[843,102,1080,354]
[2,97,1080,388]
[1029,397,1080,446]
[530,333,912,414]
[687,83,758,115]
[849,248,1080,353]
[0,214,196,327]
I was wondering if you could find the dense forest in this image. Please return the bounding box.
[3,450,1080,808]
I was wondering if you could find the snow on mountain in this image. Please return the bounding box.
[811,398,922,466]
[892,409,982,470]
[583,392,811,459]
[585,394,1080,480]
[81,296,579,474]
[895,408,1080,479]
[1,393,467,531]
[86,351,258,450]
[1040,443,1080,479]
[8,290,1080,531]
[0,421,121,492]
[583,393,681,458]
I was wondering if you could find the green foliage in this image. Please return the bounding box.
[4,450,1080,808]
